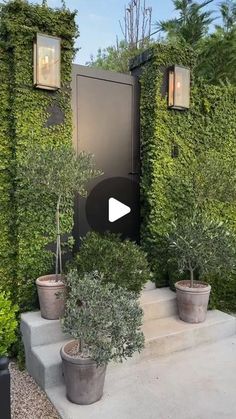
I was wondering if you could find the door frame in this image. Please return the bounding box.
[71,64,140,246]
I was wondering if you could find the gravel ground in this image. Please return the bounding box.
[10,362,60,419]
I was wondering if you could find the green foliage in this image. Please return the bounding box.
[88,40,152,73]
[219,0,236,31]
[18,145,98,201]
[0,291,18,356]
[140,43,236,311]
[155,0,236,85]
[75,232,152,293]
[18,144,99,276]
[167,214,236,287]
[0,0,78,310]
[196,22,236,84]
[156,0,214,47]
[61,270,145,365]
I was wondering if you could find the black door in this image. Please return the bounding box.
[71,65,140,247]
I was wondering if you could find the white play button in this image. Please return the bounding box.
[108,198,131,223]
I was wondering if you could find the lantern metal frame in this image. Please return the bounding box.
[34,33,61,91]
[168,65,190,110]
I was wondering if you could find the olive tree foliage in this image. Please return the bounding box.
[61,270,145,365]
[17,145,100,277]
[167,214,236,288]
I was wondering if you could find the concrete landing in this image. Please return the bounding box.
[47,336,236,419]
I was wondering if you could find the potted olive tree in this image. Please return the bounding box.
[60,270,145,405]
[167,213,236,323]
[74,231,153,293]
[18,144,98,320]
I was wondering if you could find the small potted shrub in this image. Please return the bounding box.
[60,270,145,405]
[19,144,98,320]
[74,231,153,293]
[167,214,236,323]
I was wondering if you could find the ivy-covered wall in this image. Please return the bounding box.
[0,41,15,294]
[0,0,77,311]
[139,44,236,312]
[1,3,236,314]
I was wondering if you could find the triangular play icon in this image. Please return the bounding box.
[108,198,131,223]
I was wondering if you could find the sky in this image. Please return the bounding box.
[33,0,220,65]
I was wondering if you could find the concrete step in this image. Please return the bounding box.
[27,340,70,390]
[21,311,70,348]
[140,288,177,322]
[21,289,177,349]
[141,310,236,359]
[24,310,236,390]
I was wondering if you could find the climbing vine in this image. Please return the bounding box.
[140,44,236,312]
[0,0,78,311]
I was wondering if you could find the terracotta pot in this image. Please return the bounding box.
[61,340,107,405]
[175,280,211,324]
[36,274,65,320]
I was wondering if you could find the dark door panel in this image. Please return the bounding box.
[72,65,140,247]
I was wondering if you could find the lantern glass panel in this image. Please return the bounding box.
[174,66,190,109]
[34,34,61,90]
[168,69,174,107]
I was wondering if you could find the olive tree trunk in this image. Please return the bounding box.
[55,195,62,280]
[190,265,194,288]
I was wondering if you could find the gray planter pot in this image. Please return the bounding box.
[36,274,65,320]
[60,341,107,405]
[175,280,211,324]
[0,357,10,419]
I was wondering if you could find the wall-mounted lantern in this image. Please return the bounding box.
[168,65,190,110]
[34,33,61,91]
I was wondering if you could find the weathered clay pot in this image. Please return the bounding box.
[175,280,211,324]
[61,341,107,405]
[36,274,65,320]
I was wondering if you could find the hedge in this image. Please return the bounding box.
[140,44,236,312]
[0,0,78,311]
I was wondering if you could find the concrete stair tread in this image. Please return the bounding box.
[140,288,176,305]
[143,310,235,341]
[21,311,70,347]
[140,288,177,322]
[21,311,59,326]
[33,340,70,367]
